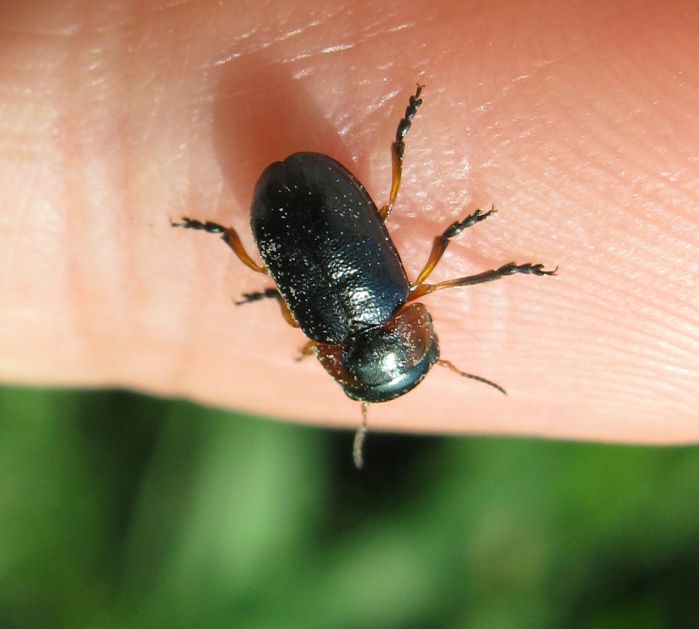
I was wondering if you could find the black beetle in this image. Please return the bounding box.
[172,85,556,468]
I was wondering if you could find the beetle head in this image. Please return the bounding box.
[316,303,440,403]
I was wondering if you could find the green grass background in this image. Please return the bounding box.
[1,386,698,628]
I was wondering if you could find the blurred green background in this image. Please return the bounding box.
[1,386,698,629]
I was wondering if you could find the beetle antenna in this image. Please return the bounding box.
[353,402,369,469]
[437,359,507,396]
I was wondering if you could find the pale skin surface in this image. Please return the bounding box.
[1,0,698,442]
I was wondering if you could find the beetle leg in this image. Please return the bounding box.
[352,402,369,469]
[236,287,299,326]
[410,206,496,289]
[379,84,424,221]
[296,340,318,361]
[171,217,267,274]
[410,262,557,299]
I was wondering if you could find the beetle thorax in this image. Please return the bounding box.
[316,303,440,403]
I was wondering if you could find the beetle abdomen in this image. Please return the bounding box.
[251,152,410,344]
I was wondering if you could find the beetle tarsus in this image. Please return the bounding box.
[394,83,424,159]
[495,262,558,277]
[234,288,279,305]
[444,205,496,239]
[171,217,226,234]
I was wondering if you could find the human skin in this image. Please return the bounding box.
[0,1,697,442]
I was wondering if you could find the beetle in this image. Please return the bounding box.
[172,85,556,468]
